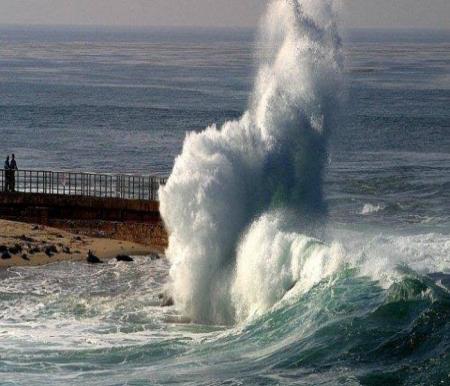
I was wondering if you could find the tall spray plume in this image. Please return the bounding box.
[160,0,343,324]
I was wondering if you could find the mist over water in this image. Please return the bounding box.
[160,0,343,324]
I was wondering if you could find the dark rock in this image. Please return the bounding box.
[159,291,174,307]
[74,236,82,241]
[29,246,41,254]
[1,251,12,260]
[62,246,71,254]
[9,244,22,255]
[19,235,35,243]
[87,250,103,264]
[149,253,161,261]
[44,245,58,257]
[0,245,8,253]
[116,255,134,262]
[21,254,30,261]
[160,295,174,307]
[56,234,64,238]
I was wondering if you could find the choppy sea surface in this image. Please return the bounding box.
[0,26,449,385]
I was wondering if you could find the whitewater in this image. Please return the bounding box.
[160,0,343,324]
[1,0,449,385]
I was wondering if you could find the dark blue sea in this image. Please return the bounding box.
[0,24,449,385]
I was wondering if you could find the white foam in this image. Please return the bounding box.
[160,0,343,324]
[361,203,385,215]
[231,211,346,321]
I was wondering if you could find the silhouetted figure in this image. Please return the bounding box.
[9,154,18,192]
[3,155,10,192]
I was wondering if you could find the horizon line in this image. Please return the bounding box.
[0,23,450,32]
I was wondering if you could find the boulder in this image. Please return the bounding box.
[1,251,12,260]
[159,292,174,307]
[9,244,22,255]
[87,250,103,264]
[44,245,58,257]
[21,254,30,261]
[19,235,35,243]
[116,255,134,262]
[149,252,161,261]
[28,246,41,254]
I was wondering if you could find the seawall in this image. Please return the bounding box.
[0,192,168,249]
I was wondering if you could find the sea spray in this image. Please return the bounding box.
[231,212,346,321]
[159,0,343,324]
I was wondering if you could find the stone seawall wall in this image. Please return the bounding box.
[0,192,168,248]
[47,220,168,250]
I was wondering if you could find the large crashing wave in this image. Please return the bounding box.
[159,0,343,324]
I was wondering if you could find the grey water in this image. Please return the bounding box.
[0,26,449,231]
[0,26,449,385]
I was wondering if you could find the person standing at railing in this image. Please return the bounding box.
[3,155,10,192]
[9,154,18,192]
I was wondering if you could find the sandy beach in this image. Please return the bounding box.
[0,219,158,268]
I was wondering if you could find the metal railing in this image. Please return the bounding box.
[0,169,167,201]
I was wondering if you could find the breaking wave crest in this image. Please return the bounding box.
[160,0,343,324]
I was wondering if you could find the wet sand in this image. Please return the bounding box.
[0,219,158,268]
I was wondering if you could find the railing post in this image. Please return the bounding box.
[150,177,154,201]
[1,168,166,201]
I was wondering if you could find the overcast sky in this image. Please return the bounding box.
[0,0,449,29]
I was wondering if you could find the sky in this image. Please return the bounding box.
[0,0,449,29]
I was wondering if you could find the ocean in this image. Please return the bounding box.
[0,3,449,385]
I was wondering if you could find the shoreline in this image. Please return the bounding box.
[0,219,161,269]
